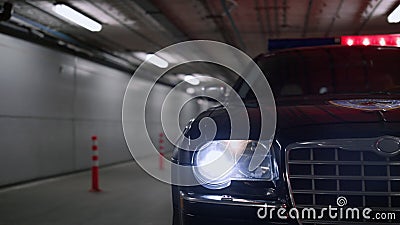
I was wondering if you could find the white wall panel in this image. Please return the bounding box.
[74,58,130,121]
[0,34,75,118]
[0,33,201,186]
[0,118,74,186]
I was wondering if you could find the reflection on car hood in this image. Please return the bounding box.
[276,101,400,128]
[187,97,400,141]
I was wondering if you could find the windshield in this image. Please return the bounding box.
[237,46,400,100]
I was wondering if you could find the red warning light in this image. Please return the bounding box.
[362,38,370,46]
[379,38,386,46]
[346,39,354,46]
[341,34,400,47]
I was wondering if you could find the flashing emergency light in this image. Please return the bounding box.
[341,34,400,47]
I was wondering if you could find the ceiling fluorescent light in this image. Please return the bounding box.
[184,75,200,85]
[132,52,148,61]
[388,4,400,23]
[133,52,168,68]
[145,54,169,68]
[53,3,102,32]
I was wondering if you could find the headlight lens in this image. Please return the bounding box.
[192,140,278,189]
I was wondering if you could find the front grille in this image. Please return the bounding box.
[287,146,400,224]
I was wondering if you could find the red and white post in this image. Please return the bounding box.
[90,135,101,192]
[159,132,164,170]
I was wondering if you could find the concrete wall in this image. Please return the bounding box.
[0,33,199,186]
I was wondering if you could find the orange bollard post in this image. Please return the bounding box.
[90,135,101,192]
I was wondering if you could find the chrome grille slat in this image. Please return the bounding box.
[387,157,392,208]
[335,148,339,199]
[311,148,316,206]
[361,151,366,207]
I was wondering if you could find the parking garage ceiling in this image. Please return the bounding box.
[1,0,399,86]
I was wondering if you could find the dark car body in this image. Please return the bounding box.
[172,46,400,225]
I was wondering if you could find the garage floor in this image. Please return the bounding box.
[0,162,172,225]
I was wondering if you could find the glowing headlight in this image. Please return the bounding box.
[192,140,278,189]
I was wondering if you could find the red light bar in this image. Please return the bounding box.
[341,34,400,47]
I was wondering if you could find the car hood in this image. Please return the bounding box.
[276,100,400,128]
[187,96,400,141]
